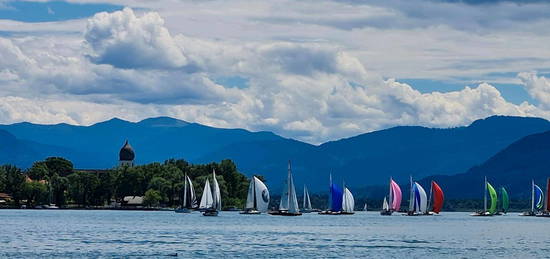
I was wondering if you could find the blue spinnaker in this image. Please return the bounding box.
[331,184,343,212]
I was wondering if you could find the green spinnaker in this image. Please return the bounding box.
[500,187,509,213]
[487,182,498,214]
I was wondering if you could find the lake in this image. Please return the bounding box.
[0,210,548,258]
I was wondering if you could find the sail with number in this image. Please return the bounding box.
[199,179,213,209]
[212,170,222,211]
[431,181,444,214]
[487,182,498,214]
[303,185,312,210]
[342,187,355,213]
[390,179,402,211]
[413,182,428,214]
[500,187,509,213]
[245,176,270,212]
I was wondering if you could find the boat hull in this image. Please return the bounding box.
[380,210,392,216]
[202,208,219,216]
[268,210,302,216]
[240,209,261,215]
[520,211,537,216]
[470,211,494,216]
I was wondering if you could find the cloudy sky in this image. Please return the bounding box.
[1,0,550,143]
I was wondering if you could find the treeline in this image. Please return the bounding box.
[0,157,250,208]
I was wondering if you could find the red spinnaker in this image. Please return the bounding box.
[432,181,444,214]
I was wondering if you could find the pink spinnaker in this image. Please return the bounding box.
[390,180,402,211]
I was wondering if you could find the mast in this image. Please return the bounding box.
[183,173,188,208]
[253,176,257,210]
[303,185,306,210]
[408,176,414,212]
[531,179,535,213]
[388,177,393,211]
[484,176,487,213]
[427,180,433,213]
[287,160,291,210]
[329,172,333,211]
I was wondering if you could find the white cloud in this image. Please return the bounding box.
[84,7,188,69]
[1,5,550,144]
[518,72,550,109]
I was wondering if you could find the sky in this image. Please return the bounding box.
[1,0,550,144]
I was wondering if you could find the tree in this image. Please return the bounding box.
[44,157,74,177]
[143,189,162,207]
[148,176,170,204]
[0,166,6,192]
[2,165,26,204]
[22,181,48,207]
[49,173,69,206]
[68,171,100,206]
[27,162,49,181]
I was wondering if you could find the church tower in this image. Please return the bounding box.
[119,140,135,167]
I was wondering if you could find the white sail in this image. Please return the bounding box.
[414,182,428,213]
[288,172,299,213]
[363,203,367,211]
[199,179,213,209]
[187,176,197,208]
[279,178,289,211]
[245,177,255,209]
[342,187,355,213]
[382,196,389,210]
[212,170,222,211]
[304,185,312,210]
[254,176,270,213]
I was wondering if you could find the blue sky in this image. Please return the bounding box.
[0,0,550,143]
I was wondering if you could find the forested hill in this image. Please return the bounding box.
[422,130,550,199]
[1,115,549,192]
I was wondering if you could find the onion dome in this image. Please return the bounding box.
[119,140,135,161]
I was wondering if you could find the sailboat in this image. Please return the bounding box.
[341,183,355,215]
[405,177,428,216]
[241,176,270,214]
[471,177,497,216]
[363,202,368,212]
[521,180,543,216]
[428,180,444,214]
[175,173,197,213]
[495,187,509,215]
[380,178,401,215]
[199,178,213,211]
[301,185,316,213]
[536,178,550,217]
[269,161,302,216]
[319,174,342,215]
[203,169,221,216]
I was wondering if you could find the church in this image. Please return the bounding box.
[118,140,135,167]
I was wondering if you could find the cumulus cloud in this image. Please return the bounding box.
[518,72,550,109]
[2,5,550,143]
[84,7,188,69]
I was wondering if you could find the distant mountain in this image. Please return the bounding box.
[0,129,76,167]
[424,130,550,199]
[1,115,549,192]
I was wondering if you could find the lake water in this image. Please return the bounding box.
[0,210,548,258]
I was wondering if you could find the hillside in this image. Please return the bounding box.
[1,115,549,192]
[424,130,550,199]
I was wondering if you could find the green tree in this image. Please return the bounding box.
[22,181,48,207]
[68,171,100,206]
[49,173,69,206]
[0,166,6,192]
[2,165,26,205]
[27,162,49,180]
[44,157,74,177]
[143,189,162,207]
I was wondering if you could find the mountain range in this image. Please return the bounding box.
[1,115,550,195]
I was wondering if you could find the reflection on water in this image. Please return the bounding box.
[0,210,547,257]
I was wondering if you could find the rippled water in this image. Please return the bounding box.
[0,210,548,258]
